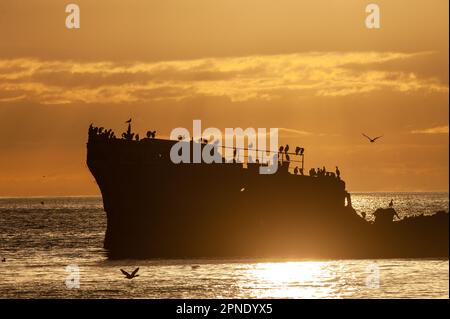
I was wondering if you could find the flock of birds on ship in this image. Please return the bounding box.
[91,119,384,146]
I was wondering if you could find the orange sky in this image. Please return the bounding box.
[0,0,448,196]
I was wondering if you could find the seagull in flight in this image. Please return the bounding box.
[362,133,383,143]
[120,267,140,279]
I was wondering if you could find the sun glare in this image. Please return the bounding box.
[246,261,336,298]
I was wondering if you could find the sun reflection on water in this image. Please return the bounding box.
[245,261,339,298]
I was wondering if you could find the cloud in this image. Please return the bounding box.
[0,52,447,105]
[411,125,449,134]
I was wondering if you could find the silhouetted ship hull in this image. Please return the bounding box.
[87,127,448,259]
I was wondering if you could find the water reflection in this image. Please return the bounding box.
[0,195,448,298]
[246,262,332,298]
[0,258,448,298]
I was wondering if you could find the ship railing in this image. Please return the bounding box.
[214,144,305,172]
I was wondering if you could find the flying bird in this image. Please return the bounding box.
[120,267,140,279]
[362,133,383,143]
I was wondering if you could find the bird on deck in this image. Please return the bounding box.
[362,133,383,143]
[120,267,140,279]
[146,131,156,139]
[278,146,284,159]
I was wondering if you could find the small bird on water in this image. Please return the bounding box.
[191,265,200,270]
[120,267,140,279]
[362,133,383,143]
[1,258,6,262]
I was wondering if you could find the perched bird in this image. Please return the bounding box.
[389,199,394,208]
[120,267,140,279]
[146,131,156,139]
[362,133,383,143]
[295,146,301,155]
[284,144,289,154]
[125,118,132,123]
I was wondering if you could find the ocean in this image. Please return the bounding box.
[0,192,448,299]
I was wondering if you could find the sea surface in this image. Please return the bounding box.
[0,193,448,299]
